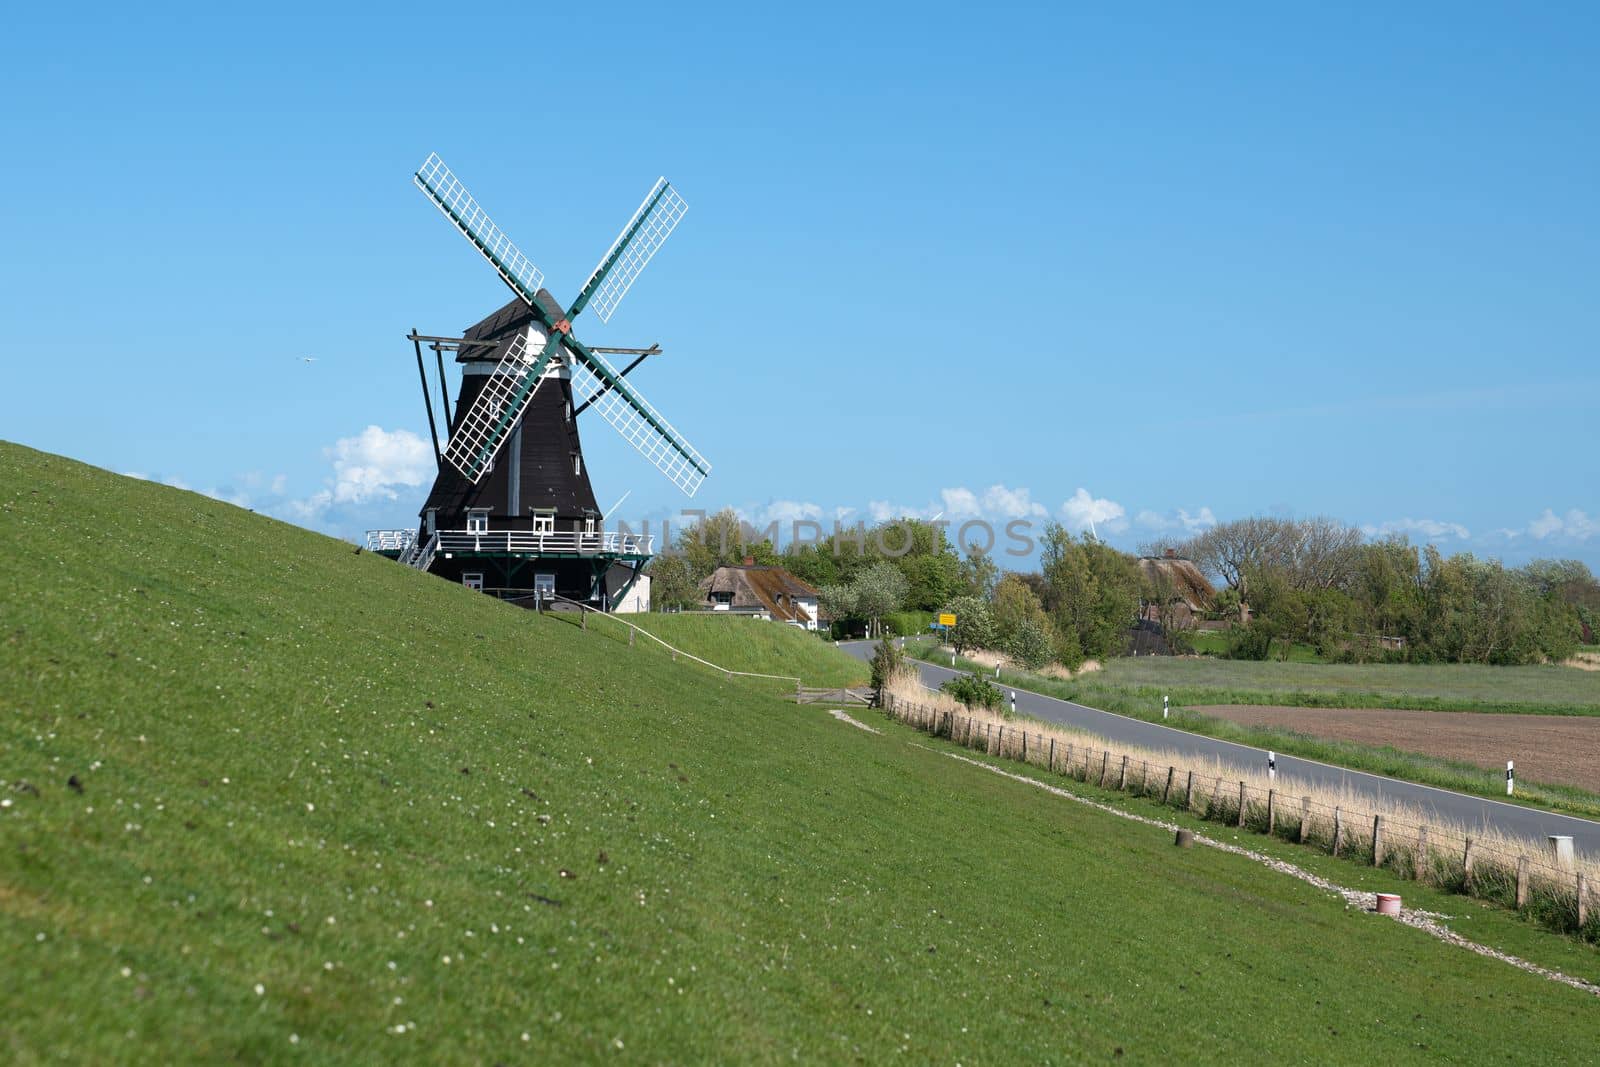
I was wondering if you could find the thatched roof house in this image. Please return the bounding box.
[699,563,821,629]
[1138,550,1216,630]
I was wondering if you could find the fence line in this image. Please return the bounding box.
[882,691,1598,942]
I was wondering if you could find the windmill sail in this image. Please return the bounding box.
[442,331,556,482]
[568,341,710,497]
[414,153,546,307]
[572,178,689,324]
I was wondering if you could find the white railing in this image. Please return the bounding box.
[406,532,440,571]
[433,530,654,556]
[365,529,417,552]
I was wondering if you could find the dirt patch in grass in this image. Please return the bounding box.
[1194,705,1600,794]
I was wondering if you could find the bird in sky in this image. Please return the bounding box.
[301,356,317,363]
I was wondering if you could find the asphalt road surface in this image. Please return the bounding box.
[839,640,1600,857]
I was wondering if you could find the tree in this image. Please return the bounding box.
[1007,617,1054,670]
[993,574,1049,649]
[645,554,700,611]
[1187,517,1294,599]
[674,508,779,578]
[854,561,910,638]
[942,594,995,654]
[1041,524,1141,661]
[869,635,907,701]
[959,546,1000,600]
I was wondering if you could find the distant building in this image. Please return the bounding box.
[699,561,821,630]
[1137,549,1217,630]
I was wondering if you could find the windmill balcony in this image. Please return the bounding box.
[432,529,653,558]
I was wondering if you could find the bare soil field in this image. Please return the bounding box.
[1193,704,1600,794]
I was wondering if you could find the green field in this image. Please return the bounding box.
[608,612,866,688]
[5,442,1600,1062]
[1185,629,1327,662]
[1097,654,1600,713]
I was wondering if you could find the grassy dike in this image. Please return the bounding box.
[4,442,1600,1062]
[906,643,1600,819]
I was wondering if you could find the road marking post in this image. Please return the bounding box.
[1163,694,1169,720]
[1267,751,1276,782]
[1507,760,1515,796]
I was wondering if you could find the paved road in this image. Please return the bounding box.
[840,640,1600,857]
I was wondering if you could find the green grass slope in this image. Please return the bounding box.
[4,442,1600,1063]
[599,612,865,688]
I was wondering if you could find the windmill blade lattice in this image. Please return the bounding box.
[414,153,546,307]
[577,178,689,324]
[569,344,710,497]
[442,331,553,483]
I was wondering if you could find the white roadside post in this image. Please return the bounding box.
[1163,695,1169,720]
[1268,751,1277,782]
[1010,690,1017,715]
[1507,760,1515,796]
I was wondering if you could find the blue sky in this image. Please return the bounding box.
[3,3,1596,566]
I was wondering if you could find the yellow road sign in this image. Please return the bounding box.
[938,613,956,627]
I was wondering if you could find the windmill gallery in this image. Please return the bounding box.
[366,154,711,611]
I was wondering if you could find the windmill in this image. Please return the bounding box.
[365,153,710,611]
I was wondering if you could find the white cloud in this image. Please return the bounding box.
[324,426,433,506]
[1525,508,1600,542]
[867,484,1048,524]
[1135,506,1217,533]
[867,499,939,523]
[1059,488,1127,534]
[1361,517,1471,542]
[960,484,1048,520]
[747,500,824,526]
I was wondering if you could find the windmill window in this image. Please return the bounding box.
[583,517,596,534]
[467,510,489,534]
[532,510,555,534]
[462,573,484,592]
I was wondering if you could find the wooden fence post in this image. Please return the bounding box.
[1118,755,1129,791]
[1579,872,1589,929]
[1516,856,1529,910]
[1048,737,1056,772]
[1463,837,1475,892]
[1266,790,1276,835]
[581,610,587,630]
[1372,815,1385,867]
[1298,797,1311,844]
[1237,781,1248,828]
[1162,767,1175,805]
[1414,826,1429,882]
[1065,745,1074,776]
[1099,750,1110,788]
[1332,807,1344,857]
[1184,770,1194,811]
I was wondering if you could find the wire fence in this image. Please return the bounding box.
[883,691,1599,942]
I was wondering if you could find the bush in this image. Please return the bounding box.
[1006,618,1053,670]
[941,672,1004,711]
[884,610,934,637]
